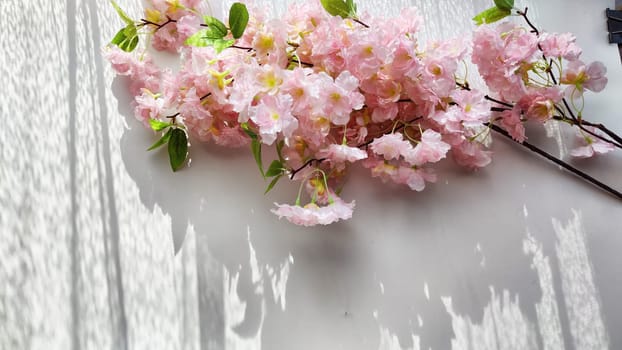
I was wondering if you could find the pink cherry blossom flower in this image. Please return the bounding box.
[570,127,615,158]
[212,126,250,148]
[450,89,492,126]
[516,87,562,122]
[452,140,492,169]
[271,197,355,226]
[370,133,413,160]
[281,67,320,115]
[561,60,608,95]
[104,47,162,95]
[388,38,420,78]
[316,144,368,164]
[251,19,289,66]
[538,32,582,61]
[499,108,526,143]
[134,90,166,126]
[365,158,398,181]
[250,94,298,145]
[404,129,451,165]
[345,29,389,80]
[392,166,437,191]
[176,14,201,37]
[179,88,209,120]
[319,71,365,125]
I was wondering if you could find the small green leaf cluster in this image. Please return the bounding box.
[148,119,188,172]
[320,0,358,19]
[185,2,249,53]
[241,123,287,194]
[472,0,515,25]
[109,0,139,52]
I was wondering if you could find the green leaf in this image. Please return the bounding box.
[241,122,258,139]
[147,128,173,151]
[472,6,511,25]
[111,24,139,52]
[168,128,188,172]
[185,28,226,46]
[345,0,357,16]
[264,174,283,194]
[251,139,264,177]
[229,2,249,39]
[265,160,284,177]
[320,0,350,18]
[203,16,228,37]
[213,39,235,53]
[110,0,134,25]
[185,29,234,53]
[276,140,285,163]
[493,0,514,11]
[111,27,128,45]
[149,118,172,131]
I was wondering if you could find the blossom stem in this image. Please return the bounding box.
[139,17,176,31]
[352,18,370,28]
[516,8,539,35]
[290,58,313,67]
[518,8,622,148]
[484,96,513,108]
[290,158,326,180]
[488,123,622,201]
[231,45,254,52]
[553,116,622,148]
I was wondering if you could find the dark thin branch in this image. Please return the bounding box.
[290,59,314,67]
[491,107,511,112]
[488,123,622,201]
[231,45,253,52]
[516,8,539,35]
[352,18,370,28]
[485,95,514,108]
[577,120,622,146]
[139,16,176,31]
[553,116,622,149]
[290,158,326,180]
[457,82,514,108]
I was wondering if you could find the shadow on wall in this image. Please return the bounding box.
[111,75,558,349]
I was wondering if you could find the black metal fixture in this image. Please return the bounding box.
[606,8,622,44]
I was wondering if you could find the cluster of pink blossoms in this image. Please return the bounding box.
[472,21,611,153]
[105,1,614,226]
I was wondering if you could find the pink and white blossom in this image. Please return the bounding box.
[271,198,355,226]
[570,128,615,158]
[316,144,368,164]
[404,130,451,165]
[250,94,298,145]
[561,60,608,95]
[370,133,413,160]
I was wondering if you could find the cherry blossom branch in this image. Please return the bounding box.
[289,158,327,179]
[352,18,370,28]
[288,116,423,179]
[139,16,176,31]
[518,8,622,148]
[165,93,211,119]
[488,123,622,201]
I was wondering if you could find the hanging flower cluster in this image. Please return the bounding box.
[105,0,620,226]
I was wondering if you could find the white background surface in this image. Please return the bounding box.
[1,0,622,349]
